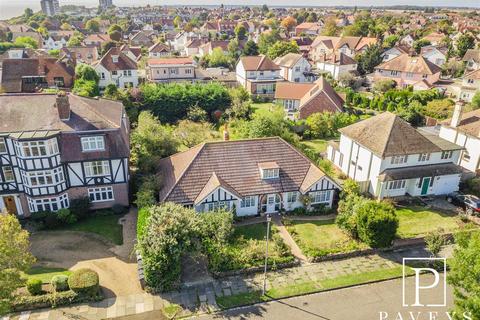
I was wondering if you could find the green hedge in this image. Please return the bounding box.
[12,290,101,311]
[137,207,150,240]
[51,275,69,292]
[68,269,99,297]
[26,279,42,296]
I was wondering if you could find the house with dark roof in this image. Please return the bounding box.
[148,42,172,58]
[93,47,139,89]
[157,137,340,216]
[235,55,283,99]
[1,57,75,93]
[327,112,464,199]
[0,93,130,217]
[275,77,344,120]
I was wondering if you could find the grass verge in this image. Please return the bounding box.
[59,214,124,245]
[24,267,72,284]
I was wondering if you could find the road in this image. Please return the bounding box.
[200,274,455,320]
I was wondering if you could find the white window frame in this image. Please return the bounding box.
[388,180,406,190]
[441,150,453,160]
[240,196,256,208]
[84,160,110,177]
[206,200,232,211]
[19,139,58,158]
[28,193,69,212]
[286,192,297,203]
[391,155,408,164]
[81,136,105,152]
[262,168,279,179]
[310,190,331,204]
[0,138,7,154]
[24,168,64,187]
[418,153,431,162]
[88,186,114,203]
[3,166,14,182]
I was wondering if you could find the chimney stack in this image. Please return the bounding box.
[55,91,71,121]
[451,101,464,128]
[223,124,230,141]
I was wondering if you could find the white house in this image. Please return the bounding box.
[274,53,313,83]
[156,137,340,216]
[463,49,480,72]
[146,57,195,82]
[421,46,447,67]
[327,112,464,199]
[400,34,415,47]
[93,47,139,89]
[236,55,283,99]
[381,46,409,62]
[439,103,480,174]
[316,52,357,80]
[458,69,480,102]
[42,35,68,50]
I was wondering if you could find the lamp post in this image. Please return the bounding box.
[262,214,272,296]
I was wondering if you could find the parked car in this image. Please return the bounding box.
[446,192,480,215]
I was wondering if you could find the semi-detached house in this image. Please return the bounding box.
[0,93,130,216]
[327,112,464,199]
[93,47,139,89]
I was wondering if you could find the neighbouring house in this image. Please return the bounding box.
[327,112,464,199]
[119,44,143,62]
[421,32,446,46]
[0,93,130,216]
[129,30,157,47]
[309,36,378,62]
[439,103,480,174]
[42,35,69,50]
[316,52,358,80]
[400,34,415,47]
[295,22,323,36]
[275,77,344,120]
[1,57,75,93]
[11,32,43,48]
[236,55,283,99]
[458,69,480,102]
[93,47,139,89]
[148,42,171,58]
[156,137,340,215]
[146,57,195,82]
[83,33,111,49]
[381,46,410,62]
[463,49,480,71]
[198,40,230,57]
[184,39,206,57]
[274,53,313,83]
[421,46,448,67]
[373,53,441,89]
[61,46,99,65]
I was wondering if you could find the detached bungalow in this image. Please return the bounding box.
[157,137,340,215]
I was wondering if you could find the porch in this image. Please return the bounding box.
[0,194,25,216]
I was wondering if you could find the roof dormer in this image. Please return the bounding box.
[258,162,279,179]
[112,55,119,63]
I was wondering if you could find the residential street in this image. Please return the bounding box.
[199,274,454,320]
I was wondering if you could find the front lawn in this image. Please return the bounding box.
[396,206,465,238]
[251,102,276,117]
[285,219,368,258]
[24,267,72,284]
[58,214,124,245]
[299,139,330,154]
[206,223,294,272]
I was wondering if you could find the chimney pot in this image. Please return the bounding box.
[223,124,230,141]
[451,101,464,128]
[56,91,71,121]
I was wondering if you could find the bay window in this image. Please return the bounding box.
[24,168,64,186]
[240,196,256,208]
[28,193,69,212]
[19,139,58,158]
[310,190,331,204]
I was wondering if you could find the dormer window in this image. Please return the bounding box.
[258,162,279,179]
[112,55,119,63]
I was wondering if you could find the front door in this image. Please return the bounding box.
[421,177,431,196]
[3,196,17,215]
[266,194,279,213]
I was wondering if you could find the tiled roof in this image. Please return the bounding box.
[148,57,194,65]
[375,53,441,75]
[318,52,356,65]
[339,112,443,157]
[275,82,315,100]
[157,137,333,204]
[442,108,480,137]
[462,49,480,63]
[95,47,137,71]
[274,53,304,68]
[464,69,480,80]
[239,55,280,71]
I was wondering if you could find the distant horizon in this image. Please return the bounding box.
[1,0,479,20]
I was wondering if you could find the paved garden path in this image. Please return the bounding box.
[7,244,448,320]
[272,216,308,262]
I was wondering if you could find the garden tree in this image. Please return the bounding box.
[356,44,383,75]
[199,47,233,69]
[130,111,179,173]
[471,91,480,110]
[396,101,425,126]
[337,72,356,88]
[0,215,36,314]
[306,12,317,22]
[85,19,100,32]
[355,200,398,248]
[264,18,279,29]
[109,30,122,42]
[13,36,38,49]
[382,35,399,48]
[101,40,117,55]
[234,24,247,40]
[258,29,281,55]
[305,112,359,139]
[242,39,259,56]
[108,24,122,34]
[423,99,454,120]
[48,49,60,57]
[340,179,361,199]
[267,40,300,60]
[281,16,297,31]
[447,231,480,319]
[138,203,199,291]
[103,83,119,99]
[173,120,218,148]
[342,12,374,37]
[425,228,446,257]
[436,19,453,35]
[262,4,269,13]
[441,59,465,78]
[186,105,208,122]
[183,22,194,32]
[227,38,241,60]
[67,32,84,47]
[413,39,431,53]
[73,64,99,97]
[336,193,365,238]
[373,79,397,93]
[456,33,475,58]
[60,22,72,30]
[37,26,48,37]
[173,16,182,28]
[24,8,34,19]
[139,82,231,123]
[321,17,339,36]
[225,86,251,119]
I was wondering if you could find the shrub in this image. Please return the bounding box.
[12,289,100,311]
[44,213,60,229]
[51,275,69,292]
[69,197,92,220]
[68,269,100,297]
[289,207,306,216]
[336,194,366,238]
[26,279,43,296]
[30,211,49,222]
[112,204,127,215]
[56,209,77,224]
[425,228,446,257]
[356,200,398,248]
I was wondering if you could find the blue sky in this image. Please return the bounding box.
[1,0,479,20]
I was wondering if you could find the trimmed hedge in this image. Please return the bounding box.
[26,279,43,296]
[12,290,101,311]
[68,269,99,296]
[51,275,69,292]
